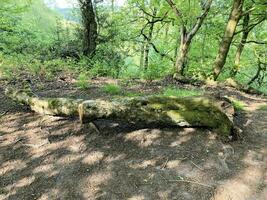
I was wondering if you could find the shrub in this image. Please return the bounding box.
[75,72,90,90]
[102,84,122,95]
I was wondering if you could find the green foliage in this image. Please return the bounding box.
[102,84,122,95]
[75,72,90,90]
[258,104,267,110]
[231,99,246,111]
[125,91,143,97]
[162,87,203,98]
[119,63,142,79]
[143,54,173,80]
[0,0,266,94]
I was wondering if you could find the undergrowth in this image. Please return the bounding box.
[102,84,122,95]
[230,99,246,111]
[75,72,90,90]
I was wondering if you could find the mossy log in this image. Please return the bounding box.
[224,78,265,96]
[5,87,234,136]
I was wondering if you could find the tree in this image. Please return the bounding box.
[78,0,98,56]
[166,0,213,76]
[212,0,244,80]
[231,1,267,77]
[141,8,158,70]
[231,11,250,77]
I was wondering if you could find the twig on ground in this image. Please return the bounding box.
[161,158,169,169]
[13,138,23,145]
[22,141,48,148]
[168,179,214,188]
[191,161,204,171]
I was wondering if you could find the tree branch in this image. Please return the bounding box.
[165,0,185,25]
[234,17,266,35]
[187,0,213,41]
[246,40,267,45]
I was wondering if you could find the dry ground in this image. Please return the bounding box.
[0,77,266,200]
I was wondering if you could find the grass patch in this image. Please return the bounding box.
[75,72,90,90]
[102,84,122,95]
[258,104,267,110]
[125,91,143,97]
[162,87,203,98]
[231,99,246,111]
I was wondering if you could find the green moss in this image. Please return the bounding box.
[162,87,203,98]
[125,91,143,97]
[48,99,62,109]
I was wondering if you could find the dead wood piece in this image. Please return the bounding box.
[5,87,235,136]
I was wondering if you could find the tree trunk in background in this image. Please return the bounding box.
[248,58,266,86]
[79,0,98,57]
[231,12,250,77]
[174,26,190,76]
[111,0,115,12]
[213,0,244,80]
[166,0,213,77]
[140,39,145,68]
[143,22,155,71]
[173,33,180,63]
[143,9,157,71]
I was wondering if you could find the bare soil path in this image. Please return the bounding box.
[0,78,266,200]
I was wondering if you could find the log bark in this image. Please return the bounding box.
[5,87,234,136]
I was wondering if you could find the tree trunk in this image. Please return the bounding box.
[140,39,145,68]
[175,43,191,76]
[166,0,213,77]
[213,0,244,80]
[79,0,98,57]
[144,9,157,71]
[231,12,250,77]
[247,58,266,86]
[111,0,115,12]
[174,26,189,76]
[5,87,235,136]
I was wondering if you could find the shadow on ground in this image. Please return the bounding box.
[0,82,266,200]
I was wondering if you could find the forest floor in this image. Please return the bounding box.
[0,76,266,200]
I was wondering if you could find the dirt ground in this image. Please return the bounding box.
[0,77,266,200]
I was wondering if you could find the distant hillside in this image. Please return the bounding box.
[54,8,80,23]
[18,0,63,40]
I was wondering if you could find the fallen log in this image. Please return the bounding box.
[5,87,234,136]
[224,78,265,95]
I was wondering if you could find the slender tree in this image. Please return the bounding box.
[212,0,244,80]
[231,12,250,77]
[166,0,213,77]
[231,3,267,77]
[79,0,98,56]
[143,8,157,71]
